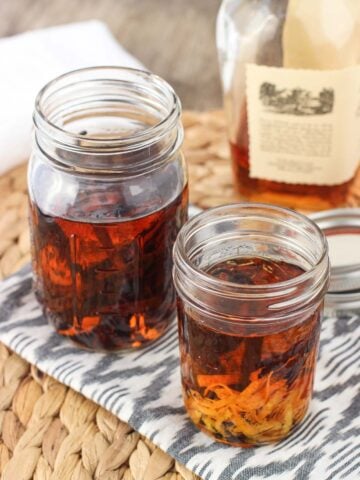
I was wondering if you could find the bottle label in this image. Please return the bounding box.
[246,64,360,185]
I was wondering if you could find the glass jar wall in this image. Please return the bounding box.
[28,67,188,352]
[173,204,329,446]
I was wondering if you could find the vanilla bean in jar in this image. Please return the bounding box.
[173,204,329,446]
[28,67,188,352]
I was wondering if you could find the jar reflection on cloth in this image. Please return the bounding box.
[173,204,329,446]
[28,67,188,352]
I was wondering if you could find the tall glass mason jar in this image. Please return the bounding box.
[29,67,188,352]
[173,204,329,446]
[217,0,360,210]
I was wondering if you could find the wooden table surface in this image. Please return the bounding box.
[0,0,223,110]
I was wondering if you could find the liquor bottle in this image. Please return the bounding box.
[217,0,360,210]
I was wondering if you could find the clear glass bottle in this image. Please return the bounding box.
[173,203,329,446]
[217,0,360,210]
[28,67,188,352]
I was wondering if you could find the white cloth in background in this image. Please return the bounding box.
[0,20,144,175]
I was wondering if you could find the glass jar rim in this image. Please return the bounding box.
[33,66,183,174]
[174,202,329,296]
[34,65,181,146]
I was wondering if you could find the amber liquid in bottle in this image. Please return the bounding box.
[30,187,188,351]
[178,257,321,446]
[230,116,354,211]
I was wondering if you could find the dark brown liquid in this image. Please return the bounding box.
[231,142,353,211]
[30,187,188,351]
[178,257,321,446]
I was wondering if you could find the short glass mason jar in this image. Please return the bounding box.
[173,204,329,446]
[28,67,188,352]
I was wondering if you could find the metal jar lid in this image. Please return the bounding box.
[310,208,360,312]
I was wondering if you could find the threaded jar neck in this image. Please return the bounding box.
[33,66,183,176]
[173,203,330,333]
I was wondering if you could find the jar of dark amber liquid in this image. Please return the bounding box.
[217,0,360,210]
[173,204,329,446]
[29,67,188,352]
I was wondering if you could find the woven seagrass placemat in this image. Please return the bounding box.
[0,110,360,480]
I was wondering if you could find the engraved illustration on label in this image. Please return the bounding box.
[246,64,360,186]
[259,83,334,116]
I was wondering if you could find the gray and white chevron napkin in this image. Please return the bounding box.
[0,266,359,480]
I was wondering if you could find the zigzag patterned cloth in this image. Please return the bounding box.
[0,266,359,480]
